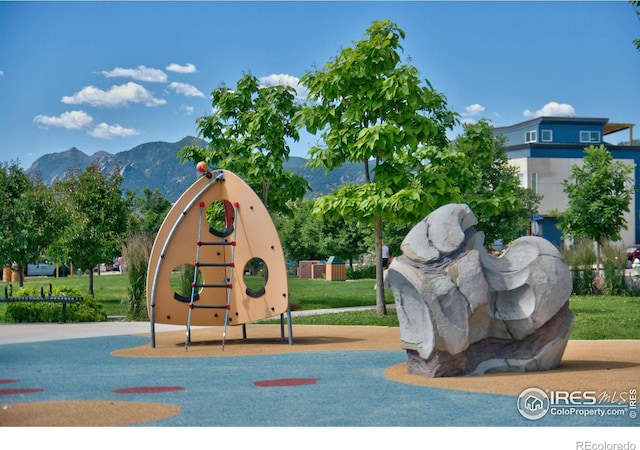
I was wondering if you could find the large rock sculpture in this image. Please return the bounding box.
[385,203,573,377]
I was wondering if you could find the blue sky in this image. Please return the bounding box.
[1,1,639,169]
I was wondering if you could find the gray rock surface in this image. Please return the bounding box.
[386,203,573,377]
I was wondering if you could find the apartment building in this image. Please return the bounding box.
[493,116,639,246]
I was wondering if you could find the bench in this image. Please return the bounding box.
[1,284,82,323]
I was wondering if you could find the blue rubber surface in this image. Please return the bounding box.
[1,334,636,427]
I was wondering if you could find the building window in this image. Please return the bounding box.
[518,173,525,186]
[580,130,600,143]
[525,130,537,143]
[531,172,538,194]
[541,129,553,142]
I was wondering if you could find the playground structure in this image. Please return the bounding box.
[146,166,292,349]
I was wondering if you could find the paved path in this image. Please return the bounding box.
[0,305,392,344]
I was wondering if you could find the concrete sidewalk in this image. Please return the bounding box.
[0,305,393,345]
[0,321,181,344]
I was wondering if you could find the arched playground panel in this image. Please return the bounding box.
[146,167,292,349]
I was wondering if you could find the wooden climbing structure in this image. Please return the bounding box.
[146,168,292,349]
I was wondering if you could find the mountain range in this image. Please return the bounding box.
[26,137,367,202]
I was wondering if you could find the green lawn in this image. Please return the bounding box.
[5,273,640,340]
[568,295,640,340]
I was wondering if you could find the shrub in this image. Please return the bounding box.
[347,265,376,280]
[122,232,153,321]
[563,239,597,296]
[564,239,636,296]
[562,238,596,268]
[571,268,597,296]
[3,286,107,323]
[601,241,631,296]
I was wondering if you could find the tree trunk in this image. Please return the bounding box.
[17,264,24,287]
[374,215,387,316]
[88,269,95,296]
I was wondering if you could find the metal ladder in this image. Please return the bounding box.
[185,200,239,351]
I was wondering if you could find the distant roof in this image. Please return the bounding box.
[492,116,609,134]
[492,117,636,146]
[604,123,634,136]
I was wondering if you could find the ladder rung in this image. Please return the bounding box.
[194,283,232,289]
[189,304,230,310]
[197,240,236,246]
[194,262,235,268]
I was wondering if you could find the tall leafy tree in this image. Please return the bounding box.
[275,198,371,267]
[276,199,326,262]
[556,145,635,271]
[450,119,541,247]
[178,73,309,215]
[297,20,457,314]
[51,163,133,295]
[0,161,59,286]
[130,187,172,236]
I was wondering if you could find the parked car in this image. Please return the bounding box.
[25,262,70,277]
[626,245,640,267]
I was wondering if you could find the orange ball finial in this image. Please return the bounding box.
[196,161,208,173]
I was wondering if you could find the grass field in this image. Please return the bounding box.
[4,272,640,340]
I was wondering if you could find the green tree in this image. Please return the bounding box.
[51,163,133,295]
[556,145,635,271]
[178,73,309,215]
[276,199,326,262]
[131,187,172,236]
[321,211,372,268]
[631,1,640,50]
[276,198,371,267]
[450,119,541,247]
[297,20,457,314]
[0,161,59,286]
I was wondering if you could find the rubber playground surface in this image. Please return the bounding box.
[1,320,639,432]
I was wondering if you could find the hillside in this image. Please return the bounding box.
[26,137,367,202]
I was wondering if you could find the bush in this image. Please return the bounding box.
[122,232,153,321]
[601,241,631,296]
[564,239,636,296]
[563,239,597,296]
[347,265,376,280]
[2,286,107,323]
[571,268,597,296]
[562,238,596,268]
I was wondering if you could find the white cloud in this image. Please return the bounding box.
[33,110,94,130]
[61,82,166,108]
[523,101,576,118]
[0,70,4,76]
[166,63,197,74]
[169,82,205,97]
[88,123,140,139]
[99,65,167,82]
[180,105,195,115]
[259,73,308,100]
[33,110,138,139]
[462,103,485,117]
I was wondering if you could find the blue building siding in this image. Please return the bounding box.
[494,117,640,247]
[540,218,562,248]
[495,116,608,147]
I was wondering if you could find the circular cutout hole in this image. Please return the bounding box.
[170,264,203,302]
[207,200,234,237]
[243,257,267,297]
